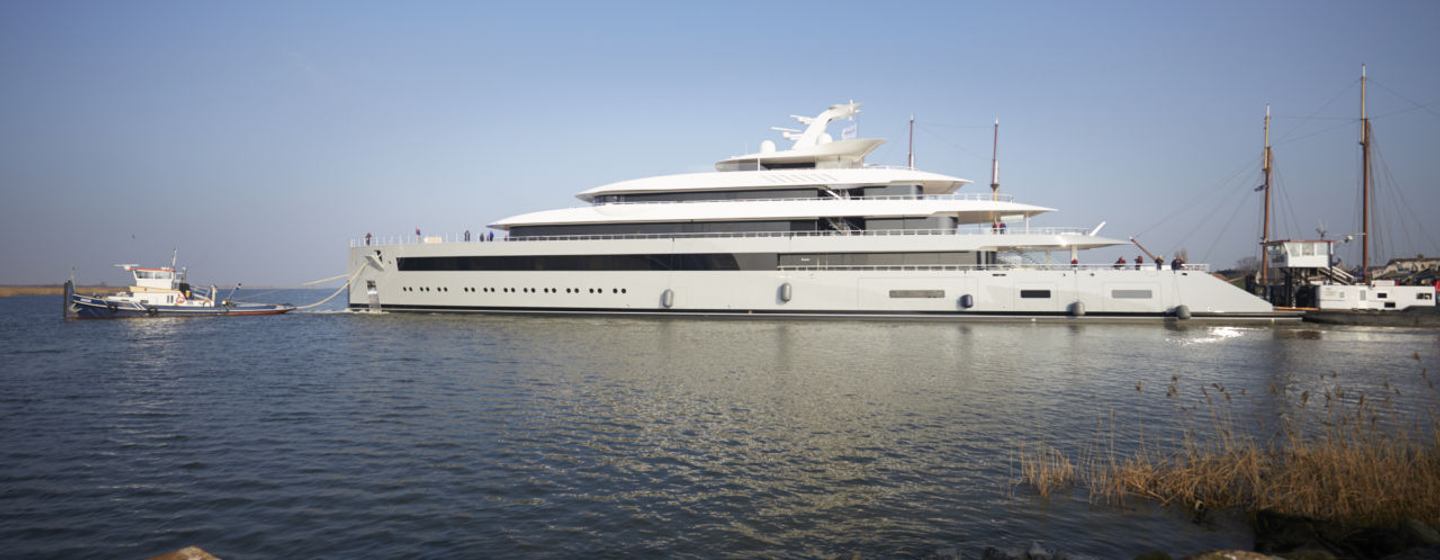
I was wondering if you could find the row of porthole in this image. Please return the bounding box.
[403,287,629,294]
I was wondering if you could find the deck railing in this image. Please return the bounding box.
[589,192,1015,206]
[349,226,1094,247]
[776,263,1211,272]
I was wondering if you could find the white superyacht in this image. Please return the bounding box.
[346,102,1277,320]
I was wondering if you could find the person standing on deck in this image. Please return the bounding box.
[1134,255,1143,270]
[1155,256,1164,270]
[1114,256,1126,269]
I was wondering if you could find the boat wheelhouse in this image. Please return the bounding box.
[346,102,1278,320]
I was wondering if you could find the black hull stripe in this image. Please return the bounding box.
[348,304,1298,322]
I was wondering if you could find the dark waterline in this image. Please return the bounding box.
[2,292,1436,558]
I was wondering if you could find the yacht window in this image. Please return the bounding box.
[1419,293,1432,300]
[1020,290,1052,299]
[1111,289,1153,299]
[889,289,945,299]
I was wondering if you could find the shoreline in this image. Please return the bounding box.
[0,285,122,298]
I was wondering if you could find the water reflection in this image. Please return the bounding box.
[2,295,1438,558]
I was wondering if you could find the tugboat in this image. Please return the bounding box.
[65,256,294,319]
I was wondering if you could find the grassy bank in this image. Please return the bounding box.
[0,285,122,298]
[1016,353,1440,528]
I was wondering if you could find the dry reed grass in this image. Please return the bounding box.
[1015,442,1075,498]
[1017,353,1440,526]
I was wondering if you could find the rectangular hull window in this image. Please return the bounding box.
[889,289,945,299]
[1019,290,1052,299]
[1111,289,1153,299]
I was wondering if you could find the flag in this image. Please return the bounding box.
[1254,184,1265,192]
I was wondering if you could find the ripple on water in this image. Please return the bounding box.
[2,296,1438,557]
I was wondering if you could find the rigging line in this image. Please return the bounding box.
[1201,185,1256,264]
[1133,157,1260,238]
[1273,167,1303,240]
[1381,174,1413,261]
[1178,168,1258,256]
[1274,78,1359,145]
[1369,79,1440,120]
[1374,135,1432,256]
[916,121,995,129]
[913,124,990,163]
[1380,157,1439,253]
[1373,102,1440,121]
[1273,119,1357,147]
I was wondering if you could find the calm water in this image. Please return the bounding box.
[2,292,1437,558]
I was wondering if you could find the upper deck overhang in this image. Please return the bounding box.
[491,199,1052,229]
[575,167,972,201]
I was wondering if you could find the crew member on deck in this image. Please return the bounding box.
[364,232,372,246]
[1155,256,1164,270]
[1134,255,1143,270]
[1170,256,1184,271]
[1114,256,1127,269]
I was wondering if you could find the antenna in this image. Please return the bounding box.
[907,114,915,170]
[990,118,1001,199]
[988,118,1001,229]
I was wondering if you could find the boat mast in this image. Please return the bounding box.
[1260,104,1273,286]
[907,114,915,170]
[1359,64,1372,282]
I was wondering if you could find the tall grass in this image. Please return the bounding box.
[1016,353,1440,526]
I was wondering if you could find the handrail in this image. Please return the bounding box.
[776,263,1212,272]
[590,192,1015,206]
[349,226,1097,247]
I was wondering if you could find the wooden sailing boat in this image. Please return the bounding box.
[1261,66,1440,323]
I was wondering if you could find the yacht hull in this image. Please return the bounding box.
[347,243,1285,321]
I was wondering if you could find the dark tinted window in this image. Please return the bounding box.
[397,253,771,272]
[1019,290,1052,299]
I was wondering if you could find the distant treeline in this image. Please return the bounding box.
[0,285,122,298]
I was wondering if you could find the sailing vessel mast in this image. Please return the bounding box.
[1359,64,1372,282]
[1260,105,1273,287]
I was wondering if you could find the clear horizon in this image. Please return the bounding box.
[2,1,1437,286]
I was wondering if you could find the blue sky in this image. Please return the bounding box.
[2,1,1437,285]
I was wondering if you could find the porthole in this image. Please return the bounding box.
[621,288,627,294]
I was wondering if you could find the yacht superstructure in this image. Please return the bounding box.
[346,102,1276,319]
